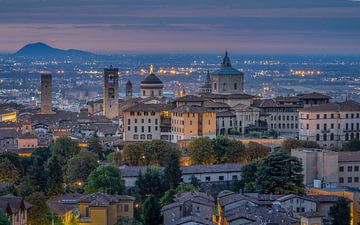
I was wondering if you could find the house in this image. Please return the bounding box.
[77,192,135,225]
[0,129,18,151]
[120,163,243,188]
[0,194,32,225]
[48,193,85,224]
[162,192,215,225]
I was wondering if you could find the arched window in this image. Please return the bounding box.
[147,134,152,140]
[140,134,145,140]
[345,133,349,141]
[330,133,334,141]
[316,134,320,141]
[323,133,327,141]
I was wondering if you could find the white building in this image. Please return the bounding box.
[298,100,360,147]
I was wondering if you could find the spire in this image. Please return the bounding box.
[205,69,211,85]
[149,64,154,74]
[222,51,232,68]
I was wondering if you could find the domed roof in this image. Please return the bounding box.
[141,65,163,85]
[213,51,243,75]
[141,73,163,84]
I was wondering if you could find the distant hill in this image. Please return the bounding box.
[14,42,94,57]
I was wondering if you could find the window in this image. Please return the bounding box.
[128,119,131,125]
[127,126,130,131]
[144,112,148,116]
[155,119,158,125]
[148,118,151,123]
[86,207,90,217]
[117,204,122,213]
[219,176,224,181]
[316,134,320,141]
[130,112,135,116]
[355,166,359,172]
[155,126,158,131]
[348,177,353,183]
[124,204,129,212]
[141,119,144,123]
[213,83,217,90]
[205,176,211,181]
[316,114,320,119]
[355,177,359,183]
[339,177,344,183]
[133,134,138,140]
[141,126,144,132]
[234,83,237,90]
[316,124,320,130]
[147,134,152,140]
[348,166,353,172]
[135,119,137,123]
[140,134,145,139]
[324,114,327,119]
[232,175,237,180]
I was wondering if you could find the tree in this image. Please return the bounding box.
[223,140,246,163]
[281,138,320,153]
[329,198,351,225]
[88,133,103,160]
[123,142,145,166]
[0,209,10,225]
[45,155,64,197]
[50,137,80,177]
[342,139,360,152]
[26,192,50,225]
[16,176,33,197]
[107,151,123,166]
[188,137,215,165]
[136,167,166,200]
[28,147,51,192]
[160,183,198,206]
[85,165,125,195]
[0,158,21,184]
[212,136,231,163]
[230,177,243,192]
[190,175,201,189]
[241,161,259,192]
[255,151,304,194]
[164,151,182,189]
[244,141,271,163]
[142,194,161,225]
[67,151,98,184]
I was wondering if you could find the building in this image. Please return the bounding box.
[0,129,18,151]
[125,80,133,99]
[211,51,244,95]
[198,70,212,94]
[120,163,243,187]
[292,148,360,190]
[0,194,32,225]
[299,212,323,225]
[123,103,172,142]
[171,105,216,143]
[162,192,215,225]
[298,100,360,147]
[0,108,17,123]
[140,65,164,98]
[103,66,119,119]
[48,193,85,225]
[291,148,339,188]
[40,72,54,114]
[17,133,38,149]
[78,192,135,225]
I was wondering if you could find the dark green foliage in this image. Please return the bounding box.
[188,137,215,165]
[28,147,51,192]
[0,158,21,184]
[45,155,64,197]
[123,140,178,166]
[230,177,243,192]
[135,167,167,200]
[244,142,271,163]
[329,198,351,225]
[0,209,10,225]
[164,151,182,189]
[88,133,103,160]
[342,139,360,151]
[16,176,33,197]
[255,151,304,194]
[142,194,161,225]
[67,151,98,184]
[85,165,125,195]
[212,136,231,163]
[211,136,246,163]
[0,152,23,175]
[281,138,320,153]
[160,189,176,206]
[107,151,123,166]
[26,192,50,225]
[241,161,259,192]
[190,175,201,188]
[50,137,80,176]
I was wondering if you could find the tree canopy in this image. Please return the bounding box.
[26,192,50,225]
[85,165,125,195]
[136,167,167,200]
[188,137,215,165]
[281,138,320,153]
[67,150,98,184]
[88,133,103,159]
[329,197,351,225]
[244,141,271,163]
[142,194,162,225]
[342,139,360,152]
[164,150,182,189]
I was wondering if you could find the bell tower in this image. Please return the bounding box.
[103,66,119,119]
[125,80,133,99]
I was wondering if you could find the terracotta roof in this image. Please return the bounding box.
[297,92,331,100]
[0,194,32,214]
[298,100,360,112]
[171,105,215,113]
[216,110,236,117]
[79,192,135,207]
[338,151,360,162]
[175,95,205,102]
[48,193,85,216]
[123,103,173,112]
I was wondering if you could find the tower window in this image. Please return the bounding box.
[234,83,237,90]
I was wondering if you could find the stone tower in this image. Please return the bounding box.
[103,66,119,119]
[40,72,54,114]
[125,80,133,99]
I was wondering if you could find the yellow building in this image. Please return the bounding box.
[171,105,216,143]
[78,192,135,225]
[0,110,17,122]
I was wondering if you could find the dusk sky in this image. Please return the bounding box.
[1,0,360,54]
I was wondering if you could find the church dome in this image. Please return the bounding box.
[141,73,163,84]
[213,51,243,75]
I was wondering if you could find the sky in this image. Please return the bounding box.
[0,0,360,54]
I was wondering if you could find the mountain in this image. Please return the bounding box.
[14,42,94,57]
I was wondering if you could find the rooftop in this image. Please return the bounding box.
[299,100,360,112]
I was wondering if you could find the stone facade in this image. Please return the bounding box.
[103,66,119,119]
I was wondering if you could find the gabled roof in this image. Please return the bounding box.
[297,92,331,100]
[79,192,135,207]
[0,194,32,214]
[299,100,360,112]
